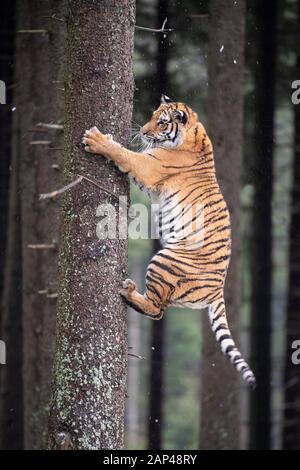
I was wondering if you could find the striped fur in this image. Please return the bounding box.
[82,97,256,389]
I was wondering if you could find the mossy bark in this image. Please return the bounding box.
[48,0,135,450]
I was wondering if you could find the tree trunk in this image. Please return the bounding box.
[249,0,277,450]
[13,0,66,449]
[283,1,300,448]
[48,0,135,450]
[126,262,143,447]
[148,239,166,451]
[148,0,169,451]
[0,0,21,451]
[200,0,246,450]
[0,104,23,451]
[0,0,16,299]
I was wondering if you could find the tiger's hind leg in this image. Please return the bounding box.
[120,278,173,320]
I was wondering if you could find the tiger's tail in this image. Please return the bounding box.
[208,298,256,389]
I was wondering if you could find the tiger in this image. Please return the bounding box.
[82,94,256,389]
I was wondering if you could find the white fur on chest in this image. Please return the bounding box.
[171,299,209,310]
[152,191,205,248]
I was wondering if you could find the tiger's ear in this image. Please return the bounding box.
[160,94,172,104]
[172,109,188,125]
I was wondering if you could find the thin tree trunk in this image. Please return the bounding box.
[14,0,66,449]
[34,0,66,448]
[126,261,143,447]
[249,0,277,450]
[148,0,169,450]
[0,112,23,450]
[200,0,246,450]
[283,2,300,447]
[0,0,16,299]
[48,0,135,450]
[0,1,20,450]
[148,241,166,451]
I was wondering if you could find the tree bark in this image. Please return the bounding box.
[48,0,135,450]
[283,1,300,448]
[126,261,142,447]
[0,0,21,451]
[200,0,246,450]
[148,239,166,451]
[0,0,16,299]
[0,103,23,451]
[249,0,277,450]
[6,0,66,449]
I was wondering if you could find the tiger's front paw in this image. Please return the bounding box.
[82,126,113,154]
[120,278,137,299]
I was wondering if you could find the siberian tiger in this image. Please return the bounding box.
[82,95,256,388]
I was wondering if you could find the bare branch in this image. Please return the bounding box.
[37,288,58,299]
[78,174,120,202]
[38,289,49,295]
[17,29,48,34]
[39,174,121,203]
[135,17,173,33]
[51,164,60,170]
[36,122,64,131]
[28,243,56,250]
[128,352,146,360]
[39,176,83,200]
[47,293,58,299]
[30,140,52,145]
[42,14,65,23]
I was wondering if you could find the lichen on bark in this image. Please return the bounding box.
[48,0,135,450]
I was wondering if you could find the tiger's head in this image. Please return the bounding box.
[140,95,200,149]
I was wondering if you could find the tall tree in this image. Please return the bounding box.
[283,0,300,449]
[126,261,143,446]
[200,0,246,450]
[148,0,169,451]
[249,0,277,450]
[0,0,21,451]
[48,0,135,450]
[0,123,23,451]
[0,0,15,299]
[10,0,66,449]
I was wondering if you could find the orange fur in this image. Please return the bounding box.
[82,98,256,388]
